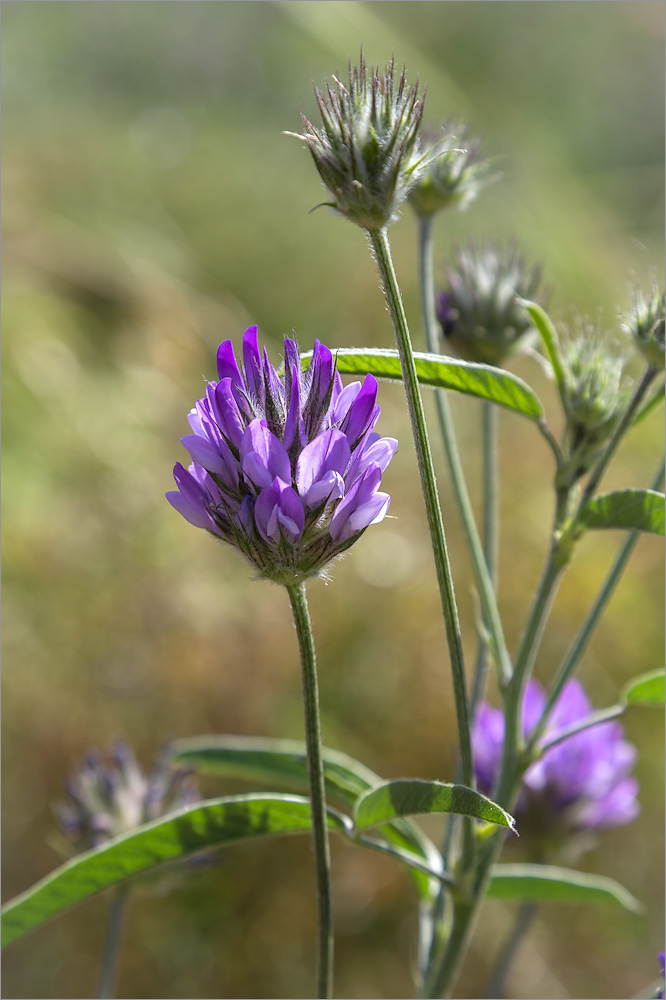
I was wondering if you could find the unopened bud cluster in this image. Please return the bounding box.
[408,123,491,217]
[622,285,665,370]
[436,243,544,366]
[560,326,628,482]
[57,742,200,850]
[291,53,430,231]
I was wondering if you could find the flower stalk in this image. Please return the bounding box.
[368,225,474,794]
[97,886,130,1000]
[286,582,333,999]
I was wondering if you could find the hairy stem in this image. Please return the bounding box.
[368,226,474,794]
[483,902,537,999]
[286,583,333,999]
[97,886,130,1000]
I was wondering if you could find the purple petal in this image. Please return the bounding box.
[216,340,242,385]
[522,679,546,739]
[305,470,346,508]
[214,379,246,449]
[242,326,262,399]
[254,478,305,544]
[347,432,398,483]
[329,464,389,542]
[240,419,291,490]
[471,703,505,794]
[340,374,379,445]
[296,428,351,497]
[180,435,231,480]
[332,380,361,423]
[284,363,305,451]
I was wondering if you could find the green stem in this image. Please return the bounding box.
[418,217,511,686]
[97,886,129,1000]
[369,226,474,794]
[495,544,565,806]
[539,704,626,752]
[286,583,333,999]
[576,365,657,514]
[531,456,666,749]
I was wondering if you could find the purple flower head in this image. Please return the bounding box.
[472,679,639,838]
[658,952,665,1000]
[167,328,397,584]
[56,742,201,851]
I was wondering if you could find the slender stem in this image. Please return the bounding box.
[286,583,333,1000]
[530,457,665,749]
[418,217,511,686]
[539,704,626,752]
[576,365,656,513]
[97,886,130,1000]
[495,544,565,806]
[483,902,537,999]
[470,402,499,716]
[369,226,474,794]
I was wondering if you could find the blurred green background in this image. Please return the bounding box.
[2,2,664,998]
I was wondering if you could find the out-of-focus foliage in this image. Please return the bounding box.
[2,3,663,998]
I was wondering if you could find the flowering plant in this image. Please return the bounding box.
[3,40,664,1000]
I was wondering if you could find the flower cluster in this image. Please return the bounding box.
[436,242,544,366]
[408,123,492,218]
[57,742,200,851]
[290,53,429,231]
[167,328,396,584]
[621,284,665,371]
[472,679,639,838]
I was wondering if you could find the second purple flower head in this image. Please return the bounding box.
[168,328,397,584]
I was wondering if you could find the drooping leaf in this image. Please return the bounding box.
[579,489,665,535]
[1,794,351,949]
[309,347,543,419]
[518,299,566,394]
[353,779,516,833]
[172,736,441,898]
[621,668,665,706]
[487,864,642,912]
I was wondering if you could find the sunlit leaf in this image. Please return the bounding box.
[621,668,665,706]
[304,347,544,419]
[487,864,642,912]
[580,489,665,535]
[1,794,351,948]
[353,779,516,832]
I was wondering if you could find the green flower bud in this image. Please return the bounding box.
[436,242,545,366]
[289,53,430,231]
[560,326,630,482]
[621,285,665,370]
[408,123,493,217]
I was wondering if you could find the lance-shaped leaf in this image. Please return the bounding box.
[621,668,665,706]
[579,489,665,535]
[487,864,642,912]
[518,298,566,394]
[353,779,516,833]
[1,794,352,949]
[304,347,543,419]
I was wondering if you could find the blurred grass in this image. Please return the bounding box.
[2,3,664,998]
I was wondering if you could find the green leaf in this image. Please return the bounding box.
[172,736,441,899]
[487,864,642,912]
[319,348,544,419]
[621,668,665,706]
[1,794,351,949]
[173,736,378,808]
[632,382,665,426]
[518,299,567,394]
[353,780,516,833]
[580,489,665,535]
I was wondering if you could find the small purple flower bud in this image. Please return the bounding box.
[167,330,396,584]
